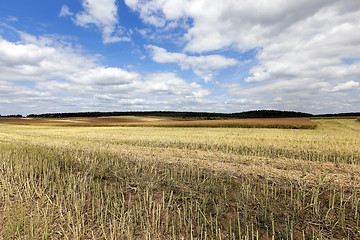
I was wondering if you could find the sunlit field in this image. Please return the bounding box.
[0,118,359,239]
[0,116,317,129]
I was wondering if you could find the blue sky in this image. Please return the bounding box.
[0,0,359,115]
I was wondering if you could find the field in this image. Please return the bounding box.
[0,116,317,129]
[0,118,359,239]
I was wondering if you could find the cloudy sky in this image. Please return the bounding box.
[0,0,359,115]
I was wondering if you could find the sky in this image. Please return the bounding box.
[0,0,359,115]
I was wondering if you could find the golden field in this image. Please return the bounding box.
[0,116,317,129]
[0,118,359,239]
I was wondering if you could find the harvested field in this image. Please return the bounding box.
[130,117,317,129]
[0,118,359,239]
[0,116,145,125]
[97,116,186,122]
[0,116,317,129]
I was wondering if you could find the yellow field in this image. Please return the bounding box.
[0,116,317,129]
[0,119,359,239]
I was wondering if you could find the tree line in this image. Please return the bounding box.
[2,110,359,119]
[26,110,313,119]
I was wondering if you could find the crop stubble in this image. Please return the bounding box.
[0,116,317,129]
[0,118,359,239]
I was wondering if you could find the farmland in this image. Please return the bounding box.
[0,116,317,129]
[0,118,359,239]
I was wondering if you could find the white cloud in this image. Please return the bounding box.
[72,0,130,43]
[3,1,360,114]
[331,81,360,92]
[225,99,261,105]
[245,66,270,83]
[147,45,238,82]
[127,0,360,113]
[0,80,59,115]
[125,0,170,27]
[143,72,210,98]
[0,28,213,114]
[0,33,97,81]
[68,67,141,85]
[34,71,212,111]
[116,98,145,105]
[59,5,73,17]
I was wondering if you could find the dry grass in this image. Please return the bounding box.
[312,116,360,119]
[0,116,317,129]
[0,116,145,125]
[0,119,359,239]
[130,117,317,129]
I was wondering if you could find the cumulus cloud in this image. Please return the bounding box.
[127,0,360,113]
[0,33,97,81]
[125,0,181,27]
[68,67,141,85]
[0,80,59,115]
[331,81,360,92]
[143,72,210,98]
[147,45,238,82]
[35,70,212,111]
[71,0,130,43]
[3,1,360,114]
[0,28,213,114]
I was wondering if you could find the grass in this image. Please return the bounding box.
[0,118,359,239]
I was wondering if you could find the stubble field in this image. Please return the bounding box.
[0,116,317,129]
[0,118,359,239]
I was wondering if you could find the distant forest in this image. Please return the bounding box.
[22,110,359,118]
[0,114,23,118]
[25,110,312,119]
[1,110,359,119]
